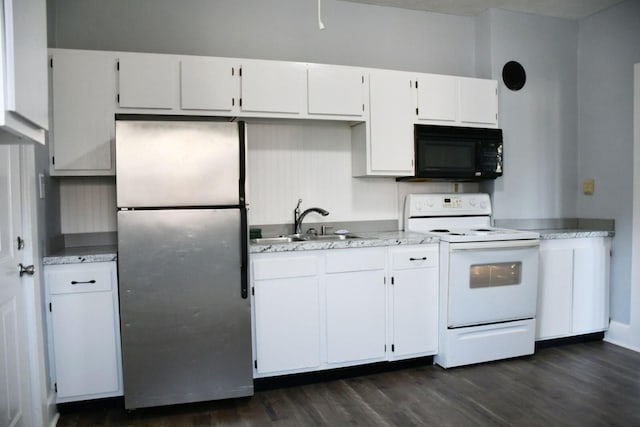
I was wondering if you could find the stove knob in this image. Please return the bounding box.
[469,198,476,207]
[426,198,435,207]
[480,201,488,209]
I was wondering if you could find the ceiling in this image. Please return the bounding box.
[338,0,625,19]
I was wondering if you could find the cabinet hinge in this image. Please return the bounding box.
[54,383,57,393]
[49,302,52,312]
[391,277,395,285]
[116,61,120,71]
[239,67,242,77]
[239,98,242,107]
[49,58,53,68]
[254,360,257,369]
[51,156,55,165]
[610,250,613,257]
[416,107,419,116]
[392,344,395,352]
[117,94,120,103]
[232,98,235,107]
[415,81,418,89]
[362,104,365,112]
[251,286,255,296]
[383,276,386,285]
[232,67,235,76]
[384,344,386,352]
[362,75,364,84]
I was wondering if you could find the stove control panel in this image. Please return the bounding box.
[406,193,492,218]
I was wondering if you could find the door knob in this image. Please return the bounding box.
[18,263,35,277]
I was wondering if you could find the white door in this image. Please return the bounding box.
[0,145,34,427]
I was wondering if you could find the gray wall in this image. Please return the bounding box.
[478,9,578,222]
[577,0,640,324]
[48,0,476,76]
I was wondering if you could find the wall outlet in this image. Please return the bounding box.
[583,178,595,195]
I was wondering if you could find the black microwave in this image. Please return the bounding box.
[400,124,503,181]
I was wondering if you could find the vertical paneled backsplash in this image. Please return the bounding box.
[59,177,117,233]
[247,121,399,225]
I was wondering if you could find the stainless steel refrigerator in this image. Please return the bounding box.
[115,118,252,410]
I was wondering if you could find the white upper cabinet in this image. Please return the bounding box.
[458,77,498,126]
[307,65,366,117]
[0,0,48,144]
[117,54,178,110]
[180,57,239,112]
[240,60,306,114]
[416,74,457,123]
[416,74,498,128]
[353,69,413,176]
[49,49,116,175]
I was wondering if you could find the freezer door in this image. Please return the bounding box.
[116,120,241,207]
[117,208,252,409]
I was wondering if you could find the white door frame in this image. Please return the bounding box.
[605,63,640,352]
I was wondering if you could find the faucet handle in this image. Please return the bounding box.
[296,198,303,210]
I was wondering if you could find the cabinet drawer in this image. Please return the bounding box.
[325,248,385,273]
[253,255,317,280]
[47,264,114,294]
[391,247,438,270]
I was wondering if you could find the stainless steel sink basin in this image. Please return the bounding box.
[250,234,363,244]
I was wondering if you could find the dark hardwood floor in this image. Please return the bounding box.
[57,340,640,426]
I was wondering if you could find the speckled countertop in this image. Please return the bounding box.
[42,245,118,265]
[535,229,615,240]
[249,231,440,254]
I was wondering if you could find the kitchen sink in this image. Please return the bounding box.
[250,234,364,244]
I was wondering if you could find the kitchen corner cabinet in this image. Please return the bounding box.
[325,248,386,364]
[352,69,414,177]
[416,74,498,128]
[307,65,366,117]
[45,261,123,402]
[49,49,116,175]
[240,61,307,115]
[536,237,611,341]
[388,245,439,359]
[0,0,48,144]
[252,253,322,375]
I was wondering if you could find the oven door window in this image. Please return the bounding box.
[470,262,522,288]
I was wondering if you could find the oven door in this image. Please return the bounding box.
[447,240,539,328]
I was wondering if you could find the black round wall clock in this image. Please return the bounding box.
[502,61,526,91]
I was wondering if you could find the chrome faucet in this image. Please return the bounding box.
[294,199,329,234]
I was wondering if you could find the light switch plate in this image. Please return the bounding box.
[38,173,45,199]
[583,178,595,195]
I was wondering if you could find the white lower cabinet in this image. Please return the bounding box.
[45,261,123,402]
[389,246,439,359]
[252,253,321,375]
[325,248,387,364]
[250,244,439,377]
[536,237,611,340]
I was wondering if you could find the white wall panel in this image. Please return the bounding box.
[59,178,116,233]
[246,121,398,226]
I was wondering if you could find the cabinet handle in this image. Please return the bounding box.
[71,280,96,285]
[409,257,427,261]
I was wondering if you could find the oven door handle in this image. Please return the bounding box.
[450,240,540,251]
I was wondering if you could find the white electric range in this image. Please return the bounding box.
[404,193,540,368]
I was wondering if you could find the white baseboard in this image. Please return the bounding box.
[604,320,640,353]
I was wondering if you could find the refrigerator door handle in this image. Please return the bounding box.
[240,207,249,299]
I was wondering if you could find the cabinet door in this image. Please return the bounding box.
[536,243,573,339]
[307,65,365,117]
[573,239,611,334]
[3,0,48,130]
[118,54,177,109]
[326,270,386,364]
[253,276,321,374]
[50,50,115,174]
[458,77,498,126]
[240,61,306,114]
[180,57,239,112]
[50,291,120,399]
[368,70,414,175]
[416,74,457,122]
